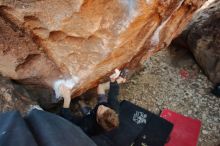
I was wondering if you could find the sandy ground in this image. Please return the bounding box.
[118,47,220,146]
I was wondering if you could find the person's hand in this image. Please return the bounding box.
[60,84,71,99]
[60,84,72,108]
[116,77,126,84]
[110,69,121,82]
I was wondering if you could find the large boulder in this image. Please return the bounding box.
[172,0,220,83]
[0,0,205,99]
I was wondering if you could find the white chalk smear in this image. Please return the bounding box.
[150,17,170,46]
[150,0,184,46]
[118,0,139,33]
[110,69,121,79]
[199,0,215,11]
[53,76,79,99]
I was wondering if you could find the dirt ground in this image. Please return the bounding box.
[118,47,220,146]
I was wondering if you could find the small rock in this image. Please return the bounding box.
[3,92,12,102]
[191,83,199,88]
[157,101,163,106]
[169,78,173,82]
[185,92,189,96]
[212,126,217,131]
[131,80,137,84]
[198,79,202,82]
[213,117,218,122]
[202,113,207,120]
[172,103,177,107]
[202,130,208,135]
[188,110,192,115]
[154,108,160,114]
[192,64,198,70]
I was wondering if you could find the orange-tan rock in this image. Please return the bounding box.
[0,0,206,98]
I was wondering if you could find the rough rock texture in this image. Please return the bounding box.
[0,0,205,98]
[0,16,61,87]
[172,0,220,83]
[0,75,37,115]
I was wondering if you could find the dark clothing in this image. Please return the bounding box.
[60,103,106,136]
[0,111,37,146]
[60,82,120,136]
[107,82,120,113]
[0,102,173,146]
[92,101,174,146]
[0,110,97,146]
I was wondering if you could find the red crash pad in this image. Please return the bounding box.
[160,109,201,146]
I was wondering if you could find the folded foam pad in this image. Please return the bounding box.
[160,109,201,146]
[25,109,97,146]
[0,111,37,146]
[92,100,173,146]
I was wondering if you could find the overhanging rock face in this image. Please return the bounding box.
[0,0,205,97]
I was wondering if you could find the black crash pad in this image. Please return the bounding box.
[92,100,173,146]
